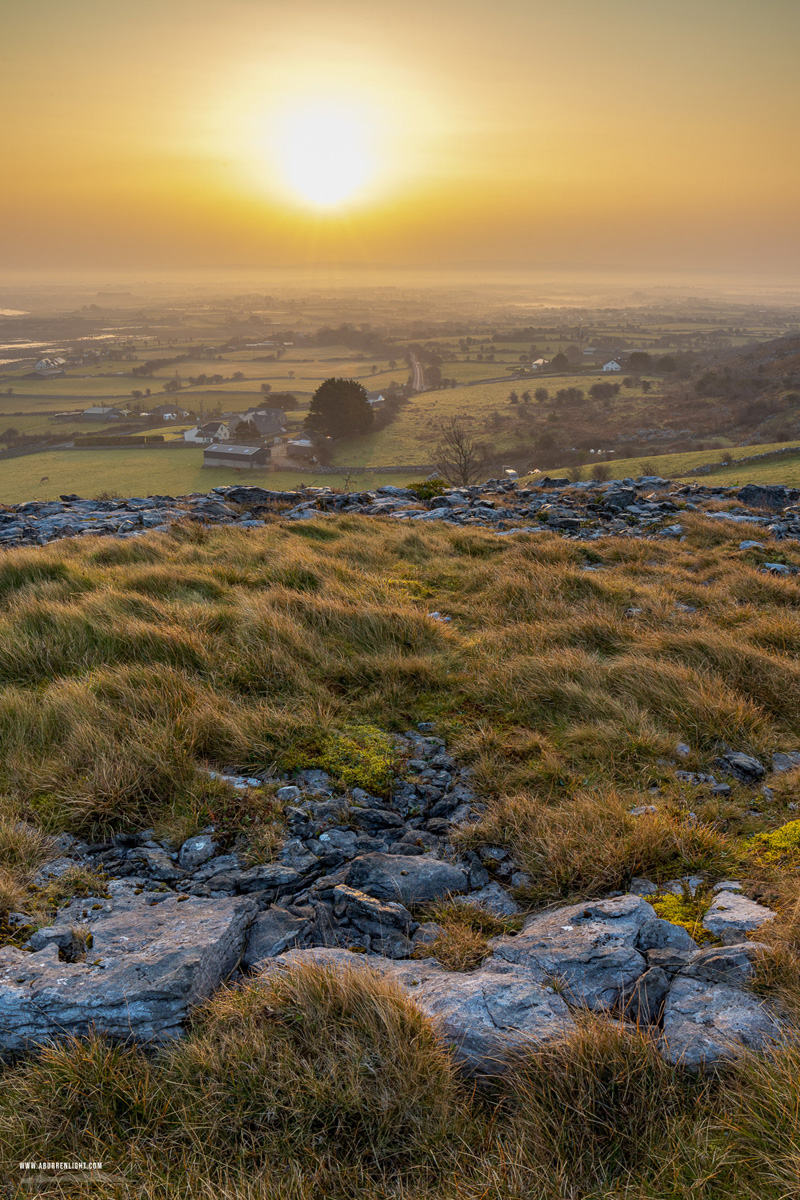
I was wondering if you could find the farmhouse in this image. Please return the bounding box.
[602,360,622,372]
[366,391,385,408]
[531,358,549,370]
[82,405,124,420]
[182,422,230,445]
[202,443,270,470]
[241,407,287,436]
[34,357,66,376]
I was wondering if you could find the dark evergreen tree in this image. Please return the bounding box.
[304,378,374,437]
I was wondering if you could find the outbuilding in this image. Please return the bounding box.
[202,443,270,469]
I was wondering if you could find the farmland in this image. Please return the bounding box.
[2,278,800,502]
[0,449,419,505]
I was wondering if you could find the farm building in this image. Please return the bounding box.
[34,357,66,376]
[602,360,622,372]
[366,391,385,407]
[241,407,288,436]
[149,404,189,421]
[182,422,230,445]
[286,437,317,462]
[202,443,270,470]
[82,405,124,420]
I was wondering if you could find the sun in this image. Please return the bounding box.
[271,99,377,210]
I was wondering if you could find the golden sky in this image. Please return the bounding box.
[2,0,799,273]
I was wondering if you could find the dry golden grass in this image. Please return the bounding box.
[1,959,799,1199]
[2,515,800,1195]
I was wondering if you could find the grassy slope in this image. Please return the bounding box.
[542,440,800,484]
[332,373,662,467]
[2,516,800,1195]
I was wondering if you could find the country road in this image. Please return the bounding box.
[409,354,426,392]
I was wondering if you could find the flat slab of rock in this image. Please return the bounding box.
[275,947,575,1072]
[702,891,775,944]
[0,892,257,1053]
[344,853,469,906]
[662,976,781,1069]
[491,894,656,1011]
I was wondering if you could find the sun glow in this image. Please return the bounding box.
[271,100,378,210]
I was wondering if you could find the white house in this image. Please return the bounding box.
[35,357,66,376]
[602,360,622,372]
[182,421,230,445]
[532,358,549,371]
[366,391,385,408]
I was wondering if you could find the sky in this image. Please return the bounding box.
[2,0,799,276]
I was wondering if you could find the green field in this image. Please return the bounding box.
[332,373,662,467]
[0,346,409,419]
[0,448,422,503]
[543,441,800,484]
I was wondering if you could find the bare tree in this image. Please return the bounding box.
[433,417,487,486]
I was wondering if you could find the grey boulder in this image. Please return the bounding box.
[243,905,314,968]
[662,975,781,1069]
[178,834,217,870]
[491,894,655,1011]
[713,752,766,784]
[344,853,469,906]
[0,892,257,1052]
[702,891,775,944]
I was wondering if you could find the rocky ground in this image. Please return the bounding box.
[2,478,800,551]
[0,729,790,1073]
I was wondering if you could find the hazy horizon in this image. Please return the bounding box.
[3,0,799,278]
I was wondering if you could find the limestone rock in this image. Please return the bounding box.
[713,752,766,784]
[344,853,469,906]
[243,905,313,967]
[636,917,697,953]
[0,893,257,1052]
[178,834,217,871]
[491,894,655,1011]
[772,751,800,774]
[452,881,520,918]
[661,975,781,1069]
[702,891,775,944]
[624,966,670,1024]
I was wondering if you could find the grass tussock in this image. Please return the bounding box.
[417,898,519,971]
[2,960,800,1198]
[474,788,736,903]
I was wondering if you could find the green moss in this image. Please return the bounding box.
[748,819,800,863]
[317,724,399,796]
[651,890,717,944]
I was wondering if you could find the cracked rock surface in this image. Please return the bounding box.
[0,728,785,1069]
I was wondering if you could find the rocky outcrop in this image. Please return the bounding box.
[270,947,577,1073]
[0,727,786,1070]
[0,889,257,1053]
[5,475,800,548]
